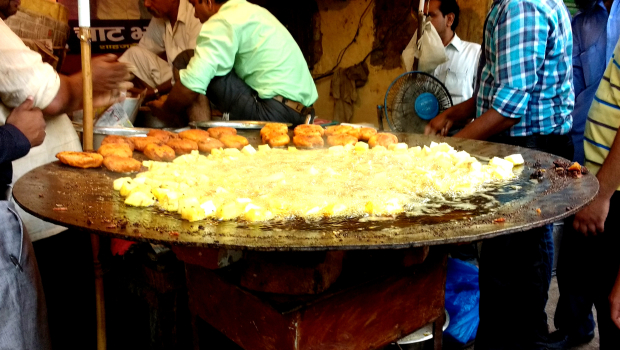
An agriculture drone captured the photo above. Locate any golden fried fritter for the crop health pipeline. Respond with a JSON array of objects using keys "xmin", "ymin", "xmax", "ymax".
[
  {"xmin": 219, "ymin": 134, "xmax": 249, "ymax": 149},
  {"xmin": 368, "ymin": 133, "xmax": 398, "ymax": 148},
  {"xmin": 130, "ymin": 136, "xmax": 164, "ymax": 152},
  {"xmin": 207, "ymin": 127, "xmax": 237, "ymax": 139},
  {"xmin": 179, "ymin": 129, "xmax": 211, "ymax": 143},
  {"xmin": 166, "ymin": 138, "xmax": 198, "ymax": 155},
  {"xmin": 97, "ymin": 143, "xmax": 133, "ymax": 158},
  {"xmin": 56, "ymin": 151, "xmax": 103, "ymax": 169},
  {"xmin": 144, "ymin": 143, "xmax": 176, "ymax": 162},
  {"xmin": 103, "ymin": 156, "xmax": 142, "ymax": 173},
  {"xmin": 197, "ymin": 137, "xmax": 224, "ymax": 153},
  {"xmin": 101, "ymin": 135, "xmax": 135, "ymax": 151},
  {"xmin": 293, "ymin": 134, "xmax": 324, "ymax": 148}
]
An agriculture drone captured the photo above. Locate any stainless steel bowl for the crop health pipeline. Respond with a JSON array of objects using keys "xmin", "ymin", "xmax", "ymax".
[{"xmin": 72, "ymin": 124, "xmax": 150, "ymax": 149}]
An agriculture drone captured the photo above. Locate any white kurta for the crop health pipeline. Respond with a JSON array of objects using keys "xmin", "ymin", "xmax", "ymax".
[
  {"xmin": 119, "ymin": 0, "xmax": 202, "ymax": 87},
  {"xmin": 0, "ymin": 19, "xmax": 82, "ymax": 242}
]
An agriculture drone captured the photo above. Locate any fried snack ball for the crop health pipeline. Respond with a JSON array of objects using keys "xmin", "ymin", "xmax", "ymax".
[
  {"xmin": 293, "ymin": 134, "xmax": 324, "ymax": 148},
  {"xmin": 147, "ymin": 129, "xmax": 177, "ymax": 143},
  {"xmin": 359, "ymin": 127, "xmax": 378, "ymax": 141},
  {"xmin": 220, "ymin": 134, "xmax": 250, "ymax": 149},
  {"xmin": 346, "ymin": 128, "xmax": 361, "ymax": 139},
  {"xmin": 267, "ymin": 133, "xmax": 290, "ymax": 147},
  {"xmin": 56, "ymin": 151, "xmax": 103, "ymax": 169},
  {"xmin": 327, "ymin": 134, "xmax": 358, "ymax": 147},
  {"xmin": 103, "ymin": 155, "xmax": 142, "ymax": 173},
  {"xmin": 166, "ymin": 138, "xmax": 198, "ymax": 155},
  {"xmin": 294, "ymin": 124, "xmax": 324, "ymax": 137},
  {"xmin": 130, "ymin": 136, "xmax": 164, "ymax": 152},
  {"xmin": 207, "ymin": 127, "xmax": 237, "ymax": 139},
  {"xmin": 101, "ymin": 135, "xmax": 135, "ymax": 151},
  {"xmin": 260, "ymin": 123, "xmax": 288, "ymax": 137},
  {"xmin": 144, "ymin": 143, "xmax": 176, "ymax": 162},
  {"xmin": 97, "ymin": 143, "xmax": 133, "ymax": 158},
  {"xmin": 197, "ymin": 137, "xmax": 224, "ymax": 153},
  {"xmin": 368, "ymin": 133, "xmax": 398, "ymax": 148},
  {"xmin": 179, "ymin": 129, "xmax": 211, "ymax": 143},
  {"xmin": 261, "ymin": 131, "xmax": 284, "ymax": 144},
  {"xmin": 324, "ymin": 125, "xmax": 353, "ymax": 136}
]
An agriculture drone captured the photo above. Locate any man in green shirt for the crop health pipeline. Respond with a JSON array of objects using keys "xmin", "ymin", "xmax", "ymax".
[{"xmin": 151, "ymin": 0, "xmax": 318, "ymax": 126}]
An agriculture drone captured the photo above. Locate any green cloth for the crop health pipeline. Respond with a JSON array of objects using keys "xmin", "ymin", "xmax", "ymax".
[{"xmin": 180, "ymin": 0, "xmax": 318, "ymax": 107}]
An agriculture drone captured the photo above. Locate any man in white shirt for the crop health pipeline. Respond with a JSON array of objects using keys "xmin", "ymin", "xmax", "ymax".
[
  {"xmin": 403, "ymin": 0, "xmax": 481, "ymax": 105},
  {"xmin": 120, "ymin": 0, "xmax": 201, "ymax": 102}
]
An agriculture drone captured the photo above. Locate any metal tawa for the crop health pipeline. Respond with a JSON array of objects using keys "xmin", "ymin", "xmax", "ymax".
[
  {"xmin": 13, "ymin": 133, "xmax": 598, "ymax": 251},
  {"xmin": 189, "ymin": 120, "xmax": 292, "ymax": 130}
]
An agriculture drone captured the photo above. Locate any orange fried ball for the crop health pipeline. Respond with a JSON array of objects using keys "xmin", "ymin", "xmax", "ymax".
[
  {"xmin": 197, "ymin": 137, "xmax": 224, "ymax": 153},
  {"xmin": 101, "ymin": 135, "xmax": 134, "ymax": 151},
  {"xmin": 143, "ymin": 143, "xmax": 176, "ymax": 162},
  {"xmin": 102, "ymin": 155, "xmax": 142, "ymax": 173},
  {"xmin": 166, "ymin": 138, "xmax": 198, "ymax": 155},
  {"xmin": 97, "ymin": 143, "xmax": 133, "ymax": 158},
  {"xmin": 147, "ymin": 129, "xmax": 177, "ymax": 143},
  {"xmin": 294, "ymin": 124, "xmax": 324, "ymax": 137},
  {"xmin": 260, "ymin": 123, "xmax": 288, "ymax": 137},
  {"xmin": 267, "ymin": 133, "xmax": 290, "ymax": 147},
  {"xmin": 207, "ymin": 127, "xmax": 237, "ymax": 139},
  {"xmin": 346, "ymin": 128, "xmax": 361, "ymax": 139},
  {"xmin": 179, "ymin": 129, "xmax": 211, "ymax": 143},
  {"xmin": 220, "ymin": 134, "xmax": 249, "ymax": 149},
  {"xmin": 56, "ymin": 151, "xmax": 103, "ymax": 169},
  {"xmin": 327, "ymin": 134, "xmax": 358, "ymax": 147},
  {"xmin": 293, "ymin": 134, "xmax": 324, "ymax": 148},
  {"xmin": 368, "ymin": 133, "xmax": 398, "ymax": 148},
  {"xmin": 324, "ymin": 125, "xmax": 353, "ymax": 136},
  {"xmin": 359, "ymin": 127, "xmax": 378, "ymax": 141},
  {"xmin": 130, "ymin": 136, "xmax": 164, "ymax": 152}
]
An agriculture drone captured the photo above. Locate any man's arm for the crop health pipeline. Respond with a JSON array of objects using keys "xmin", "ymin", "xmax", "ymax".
[
  {"xmin": 0, "ymin": 97, "xmax": 46, "ymax": 164},
  {"xmin": 148, "ymin": 79, "xmax": 199, "ymax": 126},
  {"xmin": 425, "ymin": 97, "xmax": 477, "ymax": 136},
  {"xmin": 43, "ymin": 55, "xmax": 131, "ymax": 115},
  {"xmin": 611, "ymin": 267, "xmax": 620, "ymax": 329},
  {"xmin": 454, "ymin": 107, "xmax": 519, "ymax": 139}
]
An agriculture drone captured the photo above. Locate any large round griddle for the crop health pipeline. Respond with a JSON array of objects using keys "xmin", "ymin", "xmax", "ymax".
[{"xmin": 13, "ymin": 133, "xmax": 598, "ymax": 251}]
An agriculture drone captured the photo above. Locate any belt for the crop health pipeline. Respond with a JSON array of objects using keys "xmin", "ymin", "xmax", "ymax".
[{"xmin": 273, "ymin": 95, "xmax": 313, "ymax": 116}]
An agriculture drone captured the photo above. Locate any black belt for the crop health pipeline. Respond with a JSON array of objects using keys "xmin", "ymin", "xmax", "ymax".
[{"xmin": 1, "ymin": 186, "xmax": 10, "ymax": 201}]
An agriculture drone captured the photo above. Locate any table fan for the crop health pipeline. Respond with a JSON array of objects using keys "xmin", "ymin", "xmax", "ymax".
[{"xmin": 380, "ymin": 71, "xmax": 453, "ymax": 134}]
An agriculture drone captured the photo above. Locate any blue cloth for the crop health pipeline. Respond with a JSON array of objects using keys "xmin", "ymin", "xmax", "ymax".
[
  {"xmin": 476, "ymin": 0, "xmax": 574, "ymax": 137},
  {"xmin": 569, "ymin": 0, "xmax": 620, "ymax": 164},
  {"xmin": 0, "ymin": 124, "xmax": 31, "ymax": 187}
]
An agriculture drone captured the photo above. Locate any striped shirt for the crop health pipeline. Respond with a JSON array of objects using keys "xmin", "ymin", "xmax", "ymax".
[
  {"xmin": 476, "ymin": 0, "xmax": 574, "ymax": 136},
  {"xmin": 584, "ymin": 39, "xmax": 620, "ymax": 189}
]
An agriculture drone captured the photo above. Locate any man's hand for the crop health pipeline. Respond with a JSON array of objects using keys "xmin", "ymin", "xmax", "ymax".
[
  {"xmin": 610, "ymin": 269, "xmax": 620, "ymax": 329},
  {"xmin": 573, "ymin": 195, "xmax": 610, "ymax": 236},
  {"xmin": 6, "ymin": 96, "xmax": 46, "ymax": 147},
  {"xmin": 92, "ymin": 81, "xmax": 134, "ymax": 108},
  {"xmin": 425, "ymin": 107, "xmax": 456, "ymax": 136},
  {"xmin": 91, "ymin": 54, "xmax": 132, "ymax": 92}
]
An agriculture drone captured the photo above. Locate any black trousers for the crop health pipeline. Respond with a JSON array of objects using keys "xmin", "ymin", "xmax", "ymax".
[
  {"xmin": 555, "ymin": 192, "xmax": 620, "ymax": 349},
  {"xmin": 475, "ymin": 134, "xmax": 573, "ymax": 350}
]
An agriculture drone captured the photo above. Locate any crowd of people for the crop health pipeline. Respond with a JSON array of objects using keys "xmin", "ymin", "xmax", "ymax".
[{"xmin": 2, "ymin": 0, "xmax": 620, "ymax": 349}]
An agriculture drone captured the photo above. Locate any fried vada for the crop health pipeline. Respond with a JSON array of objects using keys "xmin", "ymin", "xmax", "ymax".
[
  {"xmin": 101, "ymin": 135, "xmax": 134, "ymax": 151},
  {"xmin": 97, "ymin": 143, "xmax": 133, "ymax": 158},
  {"xmin": 359, "ymin": 127, "xmax": 378, "ymax": 141},
  {"xmin": 197, "ymin": 137, "xmax": 224, "ymax": 153},
  {"xmin": 179, "ymin": 129, "xmax": 211, "ymax": 143},
  {"xmin": 144, "ymin": 143, "xmax": 176, "ymax": 162},
  {"xmin": 56, "ymin": 151, "xmax": 103, "ymax": 169},
  {"xmin": 327, "ymin": 134, "xmax": 358, "ymax": 147},
  {"xmin": 103, "ymin": 155, "xmax": 142, "ymax": 173},
  {"xmin": 260, "ymin": 123, "xmax": 288, "ymax": 137},
  {"xmin": 147, "ymin": 129, "xmax": 177, "ymax": 143},
  {"xmin": 130, "ymin": 136, "xmax": 164, "ymax": 152},
  {"xmin": 368, "ymin": 133, "xmax": 398, "ymax": 148},
  {"xmin": 207, "ymin": 127, "xmax": 237, "ymax": 139},
  {"xmin": 294, "ymin": 124, "xmax": 324, "ymax": 137},
  {"xmin": 324, "ymin": 125, "xmax": 353, "ymax": 136},
  {"xmin": 267, "ymin": 133, "xmax": 290, "ymax": 147},
  {"xmin": 293, "ymin": 134, "xmax": 324, "ymax": 148},
  {"xmin": 220, "ymin": 134, "xmax": 249, "ymax": 149},
  {"xmin": 166, "ymin": 138, "xmax": 198, "ymax": 155}
]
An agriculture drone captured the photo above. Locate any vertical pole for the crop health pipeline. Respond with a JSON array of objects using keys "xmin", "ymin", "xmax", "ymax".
[
  {"xmin": 79, "ymin": 26, "xmax": 106, "ymax": 350},
  {"xmin": 412, "ymin": 0, "xmax": 426, "ymax": 71}
]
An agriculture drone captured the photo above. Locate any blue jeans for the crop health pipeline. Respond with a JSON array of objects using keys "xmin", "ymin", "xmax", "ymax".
[
  {"xmin": 554, "ymin": 192, "xmax": 620, "ymax": 349},
  {"xmin": 476, "ymin": 225, "xmax": 554, "ymax": 350}
]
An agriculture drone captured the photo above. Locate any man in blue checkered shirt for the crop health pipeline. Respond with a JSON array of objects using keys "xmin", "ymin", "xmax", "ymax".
[{"xmin": 426, "ymin": 0, "xmax": 574, "ymax": 349}]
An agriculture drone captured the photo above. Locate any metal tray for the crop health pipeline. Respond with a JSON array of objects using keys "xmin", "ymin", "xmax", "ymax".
[
  {"xmin": 72, "ymin": 123, "xmax": 151, "ymax": 136},
  {"xmin": 189, "ymin": 120, "xmax": 293, "ymax": 130}
]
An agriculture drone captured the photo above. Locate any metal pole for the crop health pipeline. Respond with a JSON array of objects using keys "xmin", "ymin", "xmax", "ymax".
[{"xmin": 79, "ymin": 26, "xmax": 107, "ymax": 350}]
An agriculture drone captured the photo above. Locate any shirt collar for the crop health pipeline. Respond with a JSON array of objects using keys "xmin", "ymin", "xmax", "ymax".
[
  {"xmin": 176, "ymin": 0, "xmax": 192, "ymax": 25},
  {"xmin": 447, "ymin": 33, "xmax": 463, "ymax": 52}
]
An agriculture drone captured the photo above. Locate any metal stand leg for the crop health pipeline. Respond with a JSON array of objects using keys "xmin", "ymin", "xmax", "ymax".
[{"xmin": 433, "ymin": 312, "xmax": 446, "ymax": 350}]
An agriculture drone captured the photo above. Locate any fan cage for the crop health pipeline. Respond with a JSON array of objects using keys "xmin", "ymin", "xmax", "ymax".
[{"xmin": 384, "ymin": 71, "xmax": 453, "ymax": 133}]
